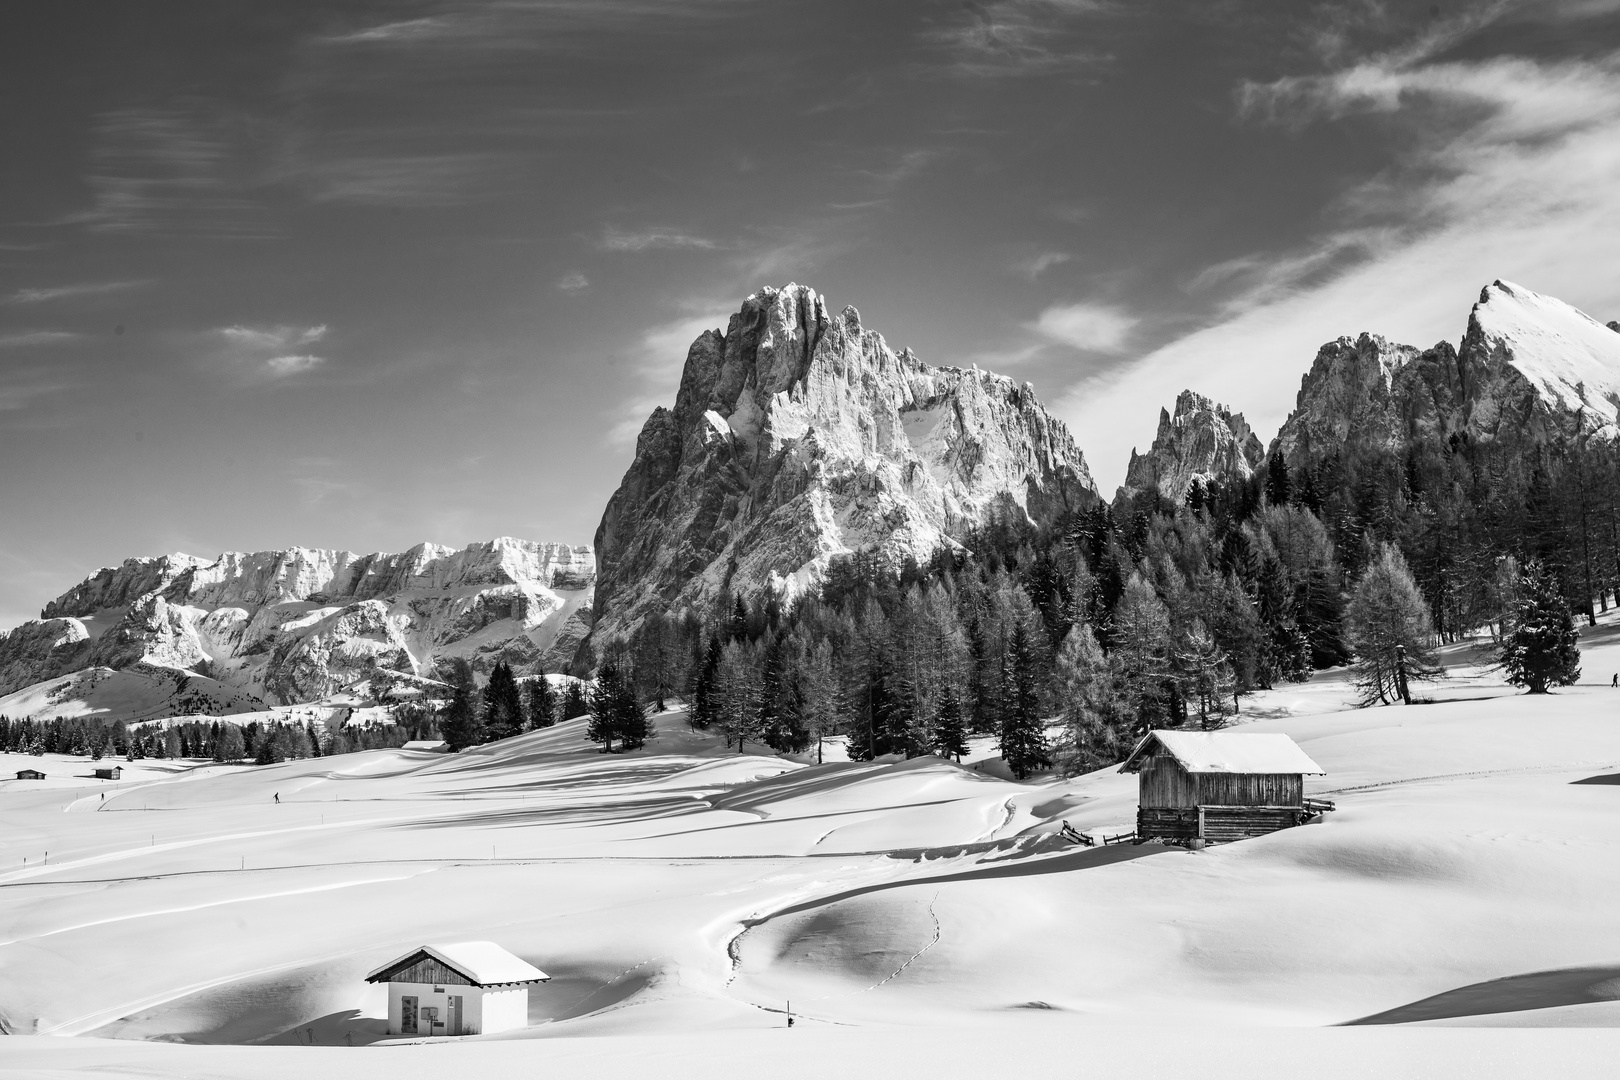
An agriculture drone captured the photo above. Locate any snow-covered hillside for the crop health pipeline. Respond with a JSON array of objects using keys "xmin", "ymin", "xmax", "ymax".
[
  {"xmin": 0, "ymin": 538, "xmax": 594, "ymax": 720},
  {"xmin": 3, "ymin": 621, "xmax": 1619, "ymax": 1078}
]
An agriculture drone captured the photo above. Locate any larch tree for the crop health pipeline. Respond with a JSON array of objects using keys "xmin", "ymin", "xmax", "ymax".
[
  {"xmin": 1053, "ymin": 621, "xmax": 1124, "ymax": 774},
  {"xmin": 1111, "ymin": 573, "xmax": 1175, "ymax": 733},
  {"xmin": 1344, "ymin": 543, "xmax": 1443, "ymax": 706}
]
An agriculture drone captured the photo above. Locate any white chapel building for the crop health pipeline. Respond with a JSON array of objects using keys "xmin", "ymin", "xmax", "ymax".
[{"xmin": 365, "ymin": 941, "xmax": 550, "ymax": 1036}]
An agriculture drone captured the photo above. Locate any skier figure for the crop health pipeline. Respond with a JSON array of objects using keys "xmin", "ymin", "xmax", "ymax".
[
  {"xmin": 274, "ymin": 792, "xmax": 280, "ymax": 804},
  {"xmin": 1612, "ymin": 674, "xmax": 1617, "ymax": 688}
]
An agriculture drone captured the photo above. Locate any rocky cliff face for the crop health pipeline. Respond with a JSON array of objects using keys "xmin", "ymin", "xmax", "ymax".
[
  {"xmin": 0, "ymin": 538, "xmax": 594, "ymax": 709},
  {"xmin": 1118, "ymin": 390, "xmax": 1264, "ymax": 503},
  {"xmin": 587, "ymin": 283, "xmax": 1097, "ymax": 660},
  {"xmin": 1270, "ymin": 281, "xmax": 1620, "ymax": 469}
]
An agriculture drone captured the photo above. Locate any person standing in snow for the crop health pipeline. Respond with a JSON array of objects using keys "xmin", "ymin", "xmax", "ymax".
[{"xmin": 274, "ymin": 792, "xmax": 279, "ymax": 803}]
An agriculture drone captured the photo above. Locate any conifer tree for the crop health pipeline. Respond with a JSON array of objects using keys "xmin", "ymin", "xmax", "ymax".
[
  {"xmin": 586, "ymin": 663, "xmax": 628, "ymax": 752},
  {"xmin": 217, "ymin": 723, "xmax": 245, "ymax": 761},
  {"xmin": 441, "ymin": 684, "xmax": 482, "ymax": 751},
  {"xmin": 1499, "ymin": 561, "xmax": 1581, "ymax": 693},
  {"xmin": 1345, "ymin": 543, "xmax": 1443, "ymax": 705},
  {"xmin": 932, "ymin": 687, "xmax": 969, "ymax": 762},
  {"xmin": 562, "ymin": 680, "xmax": 589, "ymax": 720},
  {"xmin": 528, "ymin": 675, "xmax": 558, "ymax": 729},
  {"xmin": 689, "ymin": 634, "xmax": 723, "ymax": 730},
  {"xmin": 481, "ymin": 661, "xmax": 523, "ymax": 741},
  {"xmin": 1266, "ymin": 449, "xmax": 1291, "ymax": 506},
  {"xmin": 998, "ymin": 622, "xmax": 1050, "ymax": 779}
]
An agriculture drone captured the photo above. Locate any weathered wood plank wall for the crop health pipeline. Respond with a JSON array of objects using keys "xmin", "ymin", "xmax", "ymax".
[{"xmin": 1195, "ymin": 773, "xmax": 1302, "ymax": 807}]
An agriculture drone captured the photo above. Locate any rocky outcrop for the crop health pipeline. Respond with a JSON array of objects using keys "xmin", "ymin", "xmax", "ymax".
[
  {"xmin": 1270, "ymin": 281, "xmax": 1620, "ymax": 470},
  {"xmin": 1118, "ymin": 390, "xmax": 1264, "ymax": 503},
  {"xmin": 1271, "ymin": 333, "xmax": 1431, "ymax": 469},
  {"xmin": 587, "ymin": 283, "xmax": 1097, "ymax": 662},
  {"xmin": 0, "ymin": 538, "xmax": 594, "ymax": 708}
]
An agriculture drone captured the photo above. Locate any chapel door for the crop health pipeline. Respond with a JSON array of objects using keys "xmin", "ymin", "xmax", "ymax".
[
  {"xmin": 448, "ymin": 994, "xmax": 464, "ymax": 1036},
  {"xmin": 400, "ymin": 995, "xmax": 418, "ymax": 1035}
]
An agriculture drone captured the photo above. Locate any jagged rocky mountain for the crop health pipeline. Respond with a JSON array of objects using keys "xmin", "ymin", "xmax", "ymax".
[
  {"xmin": 1118, "ymin": 390, "xmax": 1264, "ymax": 503},
  {"xmin": 0, "ymin": 539, "xmax": 593, "ymax": 718},
  {"xmin": 1272, "ymin": 280, "xmax": 1620, "ymax": 470},
  {"xmin": 585, "ymin": 283, "xmax": 1098, "ymax": 661}
]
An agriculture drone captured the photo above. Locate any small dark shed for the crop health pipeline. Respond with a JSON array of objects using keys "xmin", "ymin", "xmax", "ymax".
[
  {"xmin": 15, "ymin": 768, "xmax": 46, "ymax": 781},
  {"xmin": 94, "ymin": 766, "xmax": 122, "ymax": 780},
  {"xmin": 1119, "ymin": 730, "xmax": 1329, "ymax": 844}
]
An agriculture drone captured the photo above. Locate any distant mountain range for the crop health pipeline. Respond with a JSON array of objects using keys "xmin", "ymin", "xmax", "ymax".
[
  {"xmin": 1118, "ymin": 280, "xmax": 1620, "ymax": 503},
  {"xmin": 3, "ymin": 278, "xmax": 1615, "ymax": 722}
]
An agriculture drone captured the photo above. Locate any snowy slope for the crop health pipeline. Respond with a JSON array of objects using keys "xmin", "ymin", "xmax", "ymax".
[
  {"xmin": 0, "ymin": 665, "xmax": 264, "ymax": 725},
  {"xmin": 3, "ymin": 618, "xmax": 1620, "ymax": 1080}
]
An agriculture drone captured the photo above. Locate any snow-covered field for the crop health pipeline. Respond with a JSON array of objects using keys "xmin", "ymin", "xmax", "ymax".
[{"xmin": 3, "ymin": 624, "xmax": 1620, "ymax": 1077}]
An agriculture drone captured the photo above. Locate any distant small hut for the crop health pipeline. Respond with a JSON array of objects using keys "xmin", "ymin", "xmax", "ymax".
[
  {"xmin": 1119, "ymin": 730, "xmax": 1332, "ymax": 844},
  {"xmin": 365, "ymin": 941, "xmax": 549, "ymax": 1037},
  {"xmin": 94, "ymin": 766, "xmax": 122, "ymax": 780},
  {"xmin": 15, "ymin": 768, "xmax": 45, "ymax": 781}
]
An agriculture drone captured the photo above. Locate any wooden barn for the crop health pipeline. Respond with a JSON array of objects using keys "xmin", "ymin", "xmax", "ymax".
[
  {"xmin": 94, "ymin": 766, "xmax": 122, "ymax": 780},
  {"xmin": 1119, "ymin": 730, "xmax": 1332, "ymax": 844},
  {"xmin": 15, "ymin": 768, "xmax": 45, "ymax": 781},
  {"xmin": 365, "ymin": 941, "xmax": 549, "ymax": 1037}
]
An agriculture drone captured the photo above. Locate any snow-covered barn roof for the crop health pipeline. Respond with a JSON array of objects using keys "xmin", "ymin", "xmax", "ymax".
[
  {"xmin": 1118, "ymin": 731, "xmax": 1325, "ymax": 776},
  {"xmin": 364, "ymin": 941, "xmax": 549, "ymax": 987}
]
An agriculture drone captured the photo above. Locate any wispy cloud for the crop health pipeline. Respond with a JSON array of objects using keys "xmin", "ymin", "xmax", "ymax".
[
  {"xmin": 1057, "ymin": 13, "xmax": 1620, "ymax": 488},
  {"xmin": 72, "ymin": 103, "xmax": 272, "ymax": 238},
  {"xmin": 1035, "ymin": 300, "xmax": 1138, "ymax": 352},
  {"xmin": 217, "ymin": 324, "xmax": 329, "ymax": 380},
  {"xmin": 292, "ymin": 152, "xmax": 511, "ymax": 207},
  {"xmin": 1012, "ymin": 251, "xmax": 1072, "ymax": 280},
  {"xmin": 6, "ymin": 280, "xmax": 144, "ymax": 304},
  {"xmin": 557, "ymin": 271, "xmax": 590, "ymax": 294},
  {"xmin": 922, "ymin": 0, "xmax": 1114, "ymax": 78},
  {"xmin": 0, "ymin": 331, "xmax": 81, "ymax": 348},
  {"xmin": 0, "ymin": 369, "xmax": 76, "ymax": 412},
  {"xmin": 598, "ymin": 226, "xmax": 718, "ymax": 253}
]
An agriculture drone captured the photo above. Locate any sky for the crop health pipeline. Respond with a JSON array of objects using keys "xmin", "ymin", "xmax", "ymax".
[{"xmin": 3, "ymin": 0, "xmax": 1619, "ymax": 630}]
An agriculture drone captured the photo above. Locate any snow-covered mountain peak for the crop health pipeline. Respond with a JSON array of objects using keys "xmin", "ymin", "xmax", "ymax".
[
  {"xmin": 586, "ymin": 283, "xmax": 1098, "ymax": 664},
  {"xmin": 1464, "ymin": 279, "xmax": 1620, "ymax": 433}
]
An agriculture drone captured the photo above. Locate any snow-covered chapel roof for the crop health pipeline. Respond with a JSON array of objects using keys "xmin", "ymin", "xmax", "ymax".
[{"xmin": 1118, "ymin": 731, "xmax": 1326, "ymax": 776}]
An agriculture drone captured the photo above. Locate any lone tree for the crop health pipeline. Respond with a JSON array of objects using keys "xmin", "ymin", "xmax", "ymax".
[
  {"xmin": 1345, "ymin": 543, "xmax": 1443, "ymax": 706},
  {"xmin": 1499, "ymin": 561, "xmax": 1581, "ymax": 693}
]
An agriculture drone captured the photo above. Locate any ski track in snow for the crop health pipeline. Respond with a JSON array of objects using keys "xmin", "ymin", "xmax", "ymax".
[{"xmin": 0, "ymin": 868, "xmax": 435, "ymax": 948}]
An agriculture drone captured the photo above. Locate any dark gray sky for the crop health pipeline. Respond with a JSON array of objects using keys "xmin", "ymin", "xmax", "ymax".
[{"xmin": 3, "ymin": 0, "xmax": 1619, "ymax": 628}]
